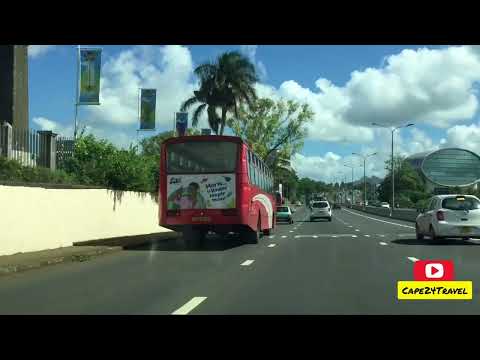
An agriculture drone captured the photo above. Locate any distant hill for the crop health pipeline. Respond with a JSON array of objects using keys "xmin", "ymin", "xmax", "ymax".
[{"xmin": 344, "ymin": 176, "xmax": 383, "ymax": 186}]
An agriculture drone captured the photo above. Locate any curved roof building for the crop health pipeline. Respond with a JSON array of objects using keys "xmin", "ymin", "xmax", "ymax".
[{"xmin": 405, "ymin": 148, "xmax": 480, "ymax": 188}]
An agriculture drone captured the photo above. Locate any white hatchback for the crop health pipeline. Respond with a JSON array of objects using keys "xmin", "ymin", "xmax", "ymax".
[
  {"xmin": 415, "ymin": 194, "xmax": 480, "ymax": 242},
  {"xmin": 310, "ymin": 201, "xmax": 332, "ymax": 222}
]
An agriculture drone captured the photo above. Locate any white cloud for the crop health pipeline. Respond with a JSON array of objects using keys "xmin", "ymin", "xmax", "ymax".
[
  {"xmin": 443, "ymin": 122, "xmax": 480, "ymax": 154},
  {"xmin": 240, "ymin": 45, "xmax": 267, "ymax": 80},
  {"xmin": 32, "ymin": 116, "xmax": 135, "ymax": 149},
  {"xmin": 255, "ymin": 45, "xmax": 480, "ymax": 146},
  {"xmin": 85, "ymin": 45, "xmax": 206, "ymax": 131},
  {"xmin": 28, "ymin": 45, "xmax": 56, "ymax": 59},
  {"xmin": 292, "ymin": 152, "xmax": 344, "ymax": 182},
  {"xmin": 256, "ymin": 78, "xmax": 374, "ymax": 143},
  {"xmin": 344, "ymin": 46, "xmax": 480, "ymax": 129},
  {"xmin": 407, "ymin": 128, "xmax": 439, "ymax": 155},
  {"xmin": 32, "ymin": 117, "xmax": 73, "ymax": 137}
]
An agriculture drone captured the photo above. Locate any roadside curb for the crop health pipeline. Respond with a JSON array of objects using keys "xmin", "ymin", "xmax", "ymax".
[
  {"xmin": 0, "ymin": 246, "xmax": 122, "ymax": 277},
  {"xmin": 73, "ymin": 231, "xmax": 181, "ymax": 248},
  {"xmin": 0, "ymin": 231, "xmax": 181, "ymax": 278}
]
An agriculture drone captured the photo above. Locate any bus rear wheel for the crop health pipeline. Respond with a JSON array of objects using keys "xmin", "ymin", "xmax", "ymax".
[
  {"xmin": 263, "ymin": 217, "xmax": 275, "ymax": 236},
  {"xmin": 242, "ymin": 218, "xmax": 261, "ymax": 244}
]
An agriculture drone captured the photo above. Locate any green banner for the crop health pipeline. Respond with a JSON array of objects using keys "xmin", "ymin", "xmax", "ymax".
[
  {"xmin": 78, "ymin": 48, "xmax": 102, "ymax": 105},
  {"xmin": 140, "ymin": 89, "xmax": 156, "ymax": 130}
]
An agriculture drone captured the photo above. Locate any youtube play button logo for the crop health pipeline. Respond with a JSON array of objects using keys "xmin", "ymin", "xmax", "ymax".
[{"xmin": 414, "ymin": 260, "xmax": 454, "ymax": 281}]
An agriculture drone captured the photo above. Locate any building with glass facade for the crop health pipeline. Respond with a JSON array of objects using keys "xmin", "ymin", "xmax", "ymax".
[{"xmin": 405, "ymin": 148, "xmax": 480, "ymax": 192}]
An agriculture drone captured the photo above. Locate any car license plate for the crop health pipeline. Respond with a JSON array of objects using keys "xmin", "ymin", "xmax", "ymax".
[
  {"xmin": 461, "ymin": 227, "xmax": 472, "ymax": 234},
  {"xmin": 192, "ymin": 216, "xmax": 211, "ymax": 222}
]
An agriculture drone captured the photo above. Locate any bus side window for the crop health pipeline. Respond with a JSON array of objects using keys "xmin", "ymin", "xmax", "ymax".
[
  {"xmin": 259, "ymin": 161, "xmax": 263, "ymax": 190},
  {"xmin": 247, "ymin": 150, "xmax": 252, "ymax": 182},
  {"xmin": 262, "ymin": 163, "xmax": 266, "ymax": 191},
  {"xmin": 255, "ymin": 156, "xmax": 260, "ymax": 188},
  {"xmin": 252, "ymin": 154, "xmax": 257, "ymax": 187}
]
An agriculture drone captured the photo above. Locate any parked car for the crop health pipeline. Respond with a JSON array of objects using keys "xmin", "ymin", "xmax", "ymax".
[
  {"xmin": 296, "ymin": 201, "xmax": 302, "ymax": 206},
  {"xmin": 380, "ymin": 202, "xmax": 390, "ymax": 208},
  {"xmin": 310, "ymin": 201, "xmax": 332, "ymax": 222},
  {"xmin": 415, "ymin": 194, "xmax": 480, "ymax": 243},
  {"xmin": 276, "ymin": 206, "xmax": 294, "ymax": 224}
]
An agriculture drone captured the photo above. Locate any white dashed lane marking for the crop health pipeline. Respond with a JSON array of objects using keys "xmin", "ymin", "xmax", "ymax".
[
  {"xmin": 364, "ymin": 235, "xmax": 370, "ymax": 237},
  {"xmin": 281, "ymin": 236, "xmax": 287, "ymax": 238},
  {"xmin": 241, "ymin": 260, "xmax": 255, "ymax": 266},
  {"xmin": 172, "ymin": 297, "xmax": 207, "ymax": 315},
  {"xmin": 355, "ymin": 229, "xmax": 360, "ymax": 232},
  {"xmin": 268, "ymin": 244, "xmax": 276, "ymax": 248},
  {"xmin": 408, "ymin": 257, "xmax": 419, "ymax": 262},
  {"xmin": 294, "ymin": 234, "xmax": 357, "ymax": 239},
  {"xmin": 379, "ymin": 242, "xmax": 388, "ymax": 246}
]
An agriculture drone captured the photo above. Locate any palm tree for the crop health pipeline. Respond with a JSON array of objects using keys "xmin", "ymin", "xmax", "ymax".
[{"xmin": 181, "ymin": 51, "xmax": 258, "ymax": 135}]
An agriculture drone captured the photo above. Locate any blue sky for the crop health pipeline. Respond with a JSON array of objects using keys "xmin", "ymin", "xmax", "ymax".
[{"xmin": 27, "ymin": 45, "xmax": 480, "ymax": 182}]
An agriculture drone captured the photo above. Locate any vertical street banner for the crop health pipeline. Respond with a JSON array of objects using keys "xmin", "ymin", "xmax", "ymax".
[
  {"xmin": 139, "ymin": 89, "xmax": 157, "ymax": 130},
  {"xmin": 78, "ymin": 48, "xmax": 102, "ymax": 105},
  {"xmin": 176, "ymin": 112, "xmax": 188, "ymax": 136}
]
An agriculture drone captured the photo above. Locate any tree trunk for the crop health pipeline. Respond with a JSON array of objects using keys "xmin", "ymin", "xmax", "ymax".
[{"xmin": 219, "ymin": 107, "xmax": 227, "ymax": 135}]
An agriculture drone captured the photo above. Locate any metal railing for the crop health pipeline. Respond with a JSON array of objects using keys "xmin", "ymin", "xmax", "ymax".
[{"xmin": 0, "ymin": 123, "xmax": 74, "ymax": 170}]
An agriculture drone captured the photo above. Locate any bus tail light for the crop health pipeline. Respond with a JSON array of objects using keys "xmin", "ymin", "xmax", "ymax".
[
  {"xmin": 167, "ymin": 210, "xmax": 179, "ymax": 217},
  {"xmin": 222, "ymin": 209, "xmax": 238, "ymax": 216},
  {"xmin": 437, "ymin": 211, "xmax": 445, "ymax": 221}
]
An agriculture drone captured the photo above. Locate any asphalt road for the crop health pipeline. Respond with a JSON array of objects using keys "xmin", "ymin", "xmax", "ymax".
[{"xmin": 1, "ymin": 206, "xmax": 480, "ymax": 314}]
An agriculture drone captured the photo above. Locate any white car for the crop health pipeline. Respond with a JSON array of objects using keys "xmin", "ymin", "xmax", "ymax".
[
  {"xmin": 380, "ymin": 202, "xmax": 390, "ymax": 208},
  {"xmin": 310, "ymin": 201, "xmax": 332, "ymax": 222},
  {"xmin": 415, "ymin": 194, "xmax": 480, "ymax": 242}
]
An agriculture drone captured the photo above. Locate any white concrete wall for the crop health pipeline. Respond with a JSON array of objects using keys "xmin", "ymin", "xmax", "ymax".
[{"xmin": 0, "ymin": 185, "xmax": 170, "ymax": 256}]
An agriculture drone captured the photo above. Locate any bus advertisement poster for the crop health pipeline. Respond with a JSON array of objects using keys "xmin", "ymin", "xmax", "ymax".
[{"xmin": 167, "ymin": 174, "xmax": 235, "ymax": 210}]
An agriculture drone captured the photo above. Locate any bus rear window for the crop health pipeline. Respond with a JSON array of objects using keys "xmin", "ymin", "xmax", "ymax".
[{"xmin": 167, "ymin": 141, "xmax": 238, "ymax": 174}]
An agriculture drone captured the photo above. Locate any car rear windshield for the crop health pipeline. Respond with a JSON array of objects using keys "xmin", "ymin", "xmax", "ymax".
[
  {"xmin": 442, "ymin": 197, "xmax": 480, "ymax": 211},
  {"xmin": 277, "ymin": 207, "xmax": 289, "ymax": 212},
  {"xmin": 167, "ymin": 141, "xmax": 238, "ymax": 174},
  {"xmin": 313, "ymin": 202, "xmax": 329, "ymax": 208}
]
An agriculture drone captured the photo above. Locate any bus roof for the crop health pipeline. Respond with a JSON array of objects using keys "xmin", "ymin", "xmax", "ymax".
[{"xmin": 163, "ymin": 135, "xmax": 244, "ymax": 146}]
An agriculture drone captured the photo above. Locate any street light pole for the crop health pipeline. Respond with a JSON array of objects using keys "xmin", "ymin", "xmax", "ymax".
[
  {"xmin": 344, "ymin": 164, "xmax": 354, "ymax": 205},
  {"xmin": 372, "ymin": 122, "xmax": 414, "ymax": 209},
  {"xmin": 352, "ymin": 152, "xmax": 377, "ymax": 207}
]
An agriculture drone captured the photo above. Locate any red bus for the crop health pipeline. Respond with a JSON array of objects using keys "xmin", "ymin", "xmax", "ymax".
[{"xmin": 158, "ymin": 135, "xmax": 276, "ymax": 247}]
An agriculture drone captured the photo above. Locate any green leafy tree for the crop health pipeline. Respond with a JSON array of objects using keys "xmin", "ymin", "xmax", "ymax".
[
  {"xmin": 378, "ymin": 155, "xmax": 429, "ymax": 207},
  {"xmin": 181, "ymin": 51, "xmax": 258, "ymax": 135},
  {"xmin": 228, "ymin": 97, "xmax": 314, "ymax": 163},
  {"xmin": 63, "ymin": 134, "xmax": 159, "ymax": 193}
]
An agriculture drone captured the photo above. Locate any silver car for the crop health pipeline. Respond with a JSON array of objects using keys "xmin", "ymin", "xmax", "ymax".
[
  {"xmin": 310, "ymin": 201, "xmax": 332, "ymax": 222},
  {"xmin": 415, "ymin": 194, "xmax": 480, "ymax": 242}
]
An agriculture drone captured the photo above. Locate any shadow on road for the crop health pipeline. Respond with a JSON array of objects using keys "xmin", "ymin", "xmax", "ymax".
[
  {"xmin": 391, "ymin": 238, "xmax": 480, "ymax": 246},
  {"xmin": 124, "ymin": 233, "xmax": 246, "ymax": 252}
]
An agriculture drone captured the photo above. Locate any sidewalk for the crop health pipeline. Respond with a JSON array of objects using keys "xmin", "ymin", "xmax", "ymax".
[{"xmin": 0, "ymin": 231, "xmax": 180, "ymax": 277}]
